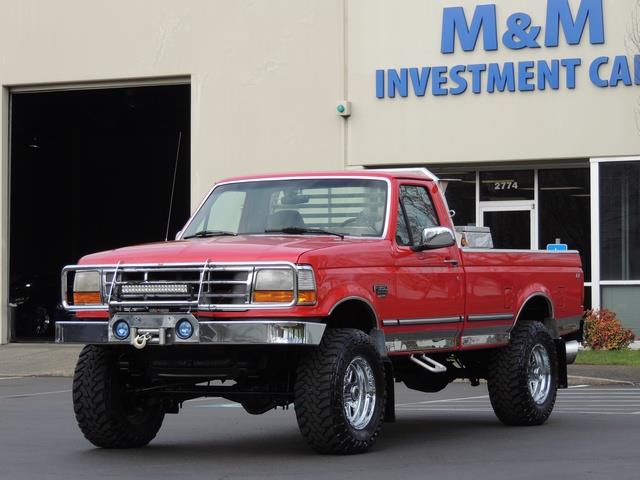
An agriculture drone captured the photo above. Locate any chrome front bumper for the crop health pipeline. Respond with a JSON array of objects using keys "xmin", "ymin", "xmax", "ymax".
[{"xmin": 55, "ymin": 315, "xmax": 326, "ymax": 347}]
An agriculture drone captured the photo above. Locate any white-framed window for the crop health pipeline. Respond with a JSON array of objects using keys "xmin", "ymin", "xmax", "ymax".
[{"xmin": 591, "ymin": 156, "xmax": 640, "ymax": 334}]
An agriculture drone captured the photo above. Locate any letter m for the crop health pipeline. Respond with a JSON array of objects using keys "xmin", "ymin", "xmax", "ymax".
[
  {"xmin": 441, "ymin": 4, "xmax": 498, "ymax": 54},
  {"xmin": 545, "ymin": 0, "xmax": 604, "ymax": 47}
]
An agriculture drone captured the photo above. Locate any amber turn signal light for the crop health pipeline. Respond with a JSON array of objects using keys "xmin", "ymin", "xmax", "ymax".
[
  {"xmin": 73, "ymin": 291, "xmax": 102, "ymax": 305},
  {"xmin": 253, "ymin": 290, "xmax": 295, "ymax": 303},
  {"xmin": 297, "ymin": 291, "xmax": 317, "ymax": 305}
]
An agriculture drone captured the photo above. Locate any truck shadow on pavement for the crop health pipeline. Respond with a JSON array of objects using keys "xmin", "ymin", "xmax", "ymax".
[{"xmin": 70, "ymin": 413, "xmax": 559, "ymax": 462}]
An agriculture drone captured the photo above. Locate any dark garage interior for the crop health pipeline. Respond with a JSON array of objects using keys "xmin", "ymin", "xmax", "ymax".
[{"xmin": 9, "ymin": 84, "xmax": 191, "ymax": 340}]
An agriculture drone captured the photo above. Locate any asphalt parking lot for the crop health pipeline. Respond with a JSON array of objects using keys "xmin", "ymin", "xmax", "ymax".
[{"xmin": 1, "ymin": 377, "xmax": 639, "ymax": 480}]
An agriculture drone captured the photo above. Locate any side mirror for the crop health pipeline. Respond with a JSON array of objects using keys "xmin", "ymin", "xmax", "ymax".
[{"xmin": 412, "ymin": 227, "xmax": 456, "ymax": 251}]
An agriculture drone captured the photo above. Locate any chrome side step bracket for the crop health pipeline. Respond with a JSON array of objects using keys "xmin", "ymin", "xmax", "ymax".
[{"xmin": 409, "ymin": 354, "xmax": 447, "ymax": 373}]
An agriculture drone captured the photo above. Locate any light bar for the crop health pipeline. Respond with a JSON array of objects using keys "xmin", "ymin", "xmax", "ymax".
[{"xmin": 120, "ymin": 283, "xmax": 189, "ymax": 295}]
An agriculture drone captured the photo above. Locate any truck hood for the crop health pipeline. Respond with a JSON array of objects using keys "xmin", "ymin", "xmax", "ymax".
[{"xmin": 78, "ymin": 235, "xmax": 357, "ymax": 265}]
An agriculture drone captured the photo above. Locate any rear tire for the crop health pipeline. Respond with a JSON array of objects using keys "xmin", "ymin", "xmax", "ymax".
[
  {"xmin": 294, "ymin": 329, "xmax": 386, "ymax": 454},
  {"xmin": 487, "ymin": 322, "xmax": 558, "ymax": 426},
  {"xmin": 73, "ymin": 345, "xmax": 165, "ymax": 448}
]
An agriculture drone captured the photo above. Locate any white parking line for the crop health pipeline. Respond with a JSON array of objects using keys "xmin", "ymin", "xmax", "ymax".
[
  {"xmin": 558, "ymin": 401, "xmax": 640, "ymax": 404},
  {"xmin": 561, "ymin": 388, "xmax": 640, "ymax": 392},
  {"xmin": 195, "ymin": 403, "xmax": 242, "ymax": 408},
  {"xmin": 0, "ymin": 389, "xmax": 71, "ymax": 400},
  {"xmin": 0, "ymin": 377, "xmax": 25, "ymax": 381},
  {"xmin": 396, "ymin": 387, "xmax": 640, "ymax": 416},
  {"xmin": 397, "ymin": 394, "xmax": 489, "ymax": 407},
  {"xmin": 559, "ymin": 411, "xmax": 640, "ymax": 414},
  {"xmin": 559, "ymin": 390, "xmax": 640, "ymax": 396},
  {"xmin": 398, "ymin": 407, "xmax": 493, "ymax": 412}
]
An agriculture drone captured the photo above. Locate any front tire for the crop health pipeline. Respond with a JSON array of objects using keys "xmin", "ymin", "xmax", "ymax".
[
  {"xmin": 73, "ymin": 345, "xmax": 165, "ymax": 448},
  {"xmin": 294, "ymin": 329, "xmax": 386, "ymax": 454},
  {"xmin": 487, "ymin": 322, "xmax": 558, "ymax": 426}
]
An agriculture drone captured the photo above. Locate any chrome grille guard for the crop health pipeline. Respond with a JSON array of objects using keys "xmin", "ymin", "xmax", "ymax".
[{"xmin": 62, "ymin": 261, "xmax": 302, "ymax": 312}]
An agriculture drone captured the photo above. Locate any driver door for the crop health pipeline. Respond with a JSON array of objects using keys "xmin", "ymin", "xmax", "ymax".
[{"xmin": 385, "ymin": 183, "xmax": 465, "ymax": 353}]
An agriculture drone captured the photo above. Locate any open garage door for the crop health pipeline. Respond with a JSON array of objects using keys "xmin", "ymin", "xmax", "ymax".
[{"xmin": 9, "ymin": 84, "xmax": 191, "ymax": 341}]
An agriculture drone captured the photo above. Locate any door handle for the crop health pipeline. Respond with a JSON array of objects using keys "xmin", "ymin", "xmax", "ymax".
[{"xmin": 443, "ymin": 259, "xmax": 459, "ymax": 267}]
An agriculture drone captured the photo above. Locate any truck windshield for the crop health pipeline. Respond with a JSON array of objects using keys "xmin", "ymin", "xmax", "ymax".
[{"xmin": 182, "ymin": 178, "xmax": 388, "ymax": 238}]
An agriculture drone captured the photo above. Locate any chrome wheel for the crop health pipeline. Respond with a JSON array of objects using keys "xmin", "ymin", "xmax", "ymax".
[
  {"xmin": 342, "ymin": 356, "xmax": 377, "ymax": 430},
  {"xmin": 528, "ymin": 344, "xmax": 551, "ymax": 405}
]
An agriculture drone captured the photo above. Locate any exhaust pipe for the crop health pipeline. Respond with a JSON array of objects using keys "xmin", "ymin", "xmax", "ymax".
[{"xmin": 565, "ymin": 340, "xmax": 580, "ymax": 364}]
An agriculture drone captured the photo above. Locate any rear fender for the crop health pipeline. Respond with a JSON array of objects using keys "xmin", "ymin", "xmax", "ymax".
[{"xmin": 513, "ymin": 287, "xmax": 557, "ymax": 337}]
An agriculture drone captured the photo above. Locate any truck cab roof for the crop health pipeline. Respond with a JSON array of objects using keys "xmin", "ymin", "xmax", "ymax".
[{"xmin": 217, "ymin": 169, "xmax": 439, "ymax": 185}]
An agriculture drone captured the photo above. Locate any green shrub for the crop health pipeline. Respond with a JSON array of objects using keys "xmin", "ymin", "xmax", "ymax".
[{"xmin": 584, "ymin": 309, "xmax": 635, "ymax": 350}]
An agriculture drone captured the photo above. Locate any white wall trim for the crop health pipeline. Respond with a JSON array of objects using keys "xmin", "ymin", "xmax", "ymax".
[
  {"xmin": 475, "ymin": 170, "xmax": 480, "ymax": 228},
  {"xmin": 9, "ymin": 76, "xmax": 191, "ymax": 94},
  {"xmin": 590, "ymin": 156, "xmax": 640, "ymax": 163},
  {"xmin": 1, "ymin": 87, "xmax": 9, "ymax": 344},
  {"xmin": 589, "ymin": 158, "xmax": 600, "ymax": 309},
  {"xmin": 533, "ymin": 169, "xmax": 539, "ymax": 250}
]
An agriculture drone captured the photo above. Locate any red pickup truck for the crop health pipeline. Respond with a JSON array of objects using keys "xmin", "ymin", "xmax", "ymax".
[{"xmin": 56, "ymin": 170, "xmax": 584, "ymax": 454}]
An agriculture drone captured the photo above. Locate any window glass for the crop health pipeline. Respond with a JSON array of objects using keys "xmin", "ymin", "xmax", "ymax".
[
  {"xmin": 182, "ymin": 178, "xmax": 388, "ymax": 238},
  {"xmin": 396, "ymin": 200, "xmax": 411, "ymax": 246},
  {"xmin": 480, "ymin": 170, "xmax": 534, "ymax": 201},
  {"xmin": 399, "ymin": 185, "xmax": 439, "ymax": 246},
  {"xmin": 431, "ymin": 170, "xmax": 476, "ymax": 226},
  {"xmin": 539, "ymin": 168, "xmax": 591, "ymax": 281},
  {"xmin": 600, "ymin": 161, "xmax": 640, "ymax": 280},
  {"xmin": 602, "ymin": 286, "xmax": 640, "ymax": 332},
  {"xmin": 583, "ymin": 287, "xmax": 591, "ymax": 311},
  {"xmin": 204, "ymin": 190, "xmax": 246, "ymax": 232},
  {"xmin": 483, "ymin": 210, "xmax": 531, "ymax": 249}
]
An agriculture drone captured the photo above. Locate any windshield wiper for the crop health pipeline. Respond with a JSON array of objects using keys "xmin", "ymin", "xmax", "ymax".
[
  {"xmin": 183, "ymin": 230, "xmax": 238, "ymax": 239},
  {"xmin": 265, "ymin": 227, "xmax": 344, "ymax": 240}
]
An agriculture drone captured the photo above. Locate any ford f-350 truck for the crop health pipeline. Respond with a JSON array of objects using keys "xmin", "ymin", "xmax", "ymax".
[{"xmin": 56, "ymin": 169, "xmax": 583, "ymax": 454}]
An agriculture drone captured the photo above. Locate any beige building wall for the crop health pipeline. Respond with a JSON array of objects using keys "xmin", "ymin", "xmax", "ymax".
[
  {"xmin": 347, "ymin": 0, "xmax": 640, "ymax": 166},
  {"xmin": 0, "ymin": 0, "xmax": 346, "ymax": 343}
]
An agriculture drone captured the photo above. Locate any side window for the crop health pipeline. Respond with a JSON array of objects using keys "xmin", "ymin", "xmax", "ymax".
[
  {"xmin": 396, "ymin": 200, "xmax": 411, "ymax": 246},
  {"xmin": 399, "ymin": 185, "xmax": 440, "ymax": 246}
]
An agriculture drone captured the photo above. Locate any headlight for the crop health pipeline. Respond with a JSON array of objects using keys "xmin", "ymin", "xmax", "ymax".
[
  {"xmin": 252, "ymin": 267, "xmax": 316, "ymax": 305},
  {"xmin": 72, "ymin": 271, "xmax": 102, "ymax": 305},
  {"xmin": 253, "ymin": 269, "xmax": 295, "ymax": 303},
  {"xmin": 254, "ymin": 269, "xmax": 294, "ymax": 290}
]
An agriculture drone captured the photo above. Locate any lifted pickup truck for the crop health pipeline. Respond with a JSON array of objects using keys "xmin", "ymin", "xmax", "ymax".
[{"xmin": 57, "ymin": 169, "xmax": 583, "ymax": 454}]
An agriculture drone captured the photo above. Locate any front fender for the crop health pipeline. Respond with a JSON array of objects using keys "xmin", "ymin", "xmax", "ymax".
[{"xmin": 314, "ymin": 267, "xmax": 384, "ymax": 325}]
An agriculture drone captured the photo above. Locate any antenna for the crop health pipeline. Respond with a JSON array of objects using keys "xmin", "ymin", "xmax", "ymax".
[{"xmin": 165, "ymin": 131, "xmax": 182, "ymax": 241}]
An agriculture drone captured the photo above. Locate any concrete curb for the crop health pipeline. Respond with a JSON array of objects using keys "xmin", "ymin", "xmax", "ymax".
[{"xmin": 567, "ymin": 375, "xmax": 636, "ymax": 386}]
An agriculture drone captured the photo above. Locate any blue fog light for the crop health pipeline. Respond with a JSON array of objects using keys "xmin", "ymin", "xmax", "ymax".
[
  {"xmin": 176, "ymin": 319, "xmax": 193, "ymax": 339},
  {"xmin": 113, "ymin": 320, "xmax": 130, "ymax": 339}
]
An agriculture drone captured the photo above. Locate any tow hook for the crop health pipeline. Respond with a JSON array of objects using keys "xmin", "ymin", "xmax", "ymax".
[{"xmin": 133, "ymin": 332, "xmax": 152, "ymax": 350}]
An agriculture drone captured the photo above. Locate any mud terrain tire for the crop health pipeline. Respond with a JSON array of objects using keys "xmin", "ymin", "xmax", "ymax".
[
  {"xmin": 294, "ymin": 329, "xmax": 386, "ymax": 454},
  {"xmin": 73, "ymin": 345, "xmax": 164, "ymax": 448},
  {"xmin": 487, "ymin": 322, "xmax": 558, "ymax": 426}
]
